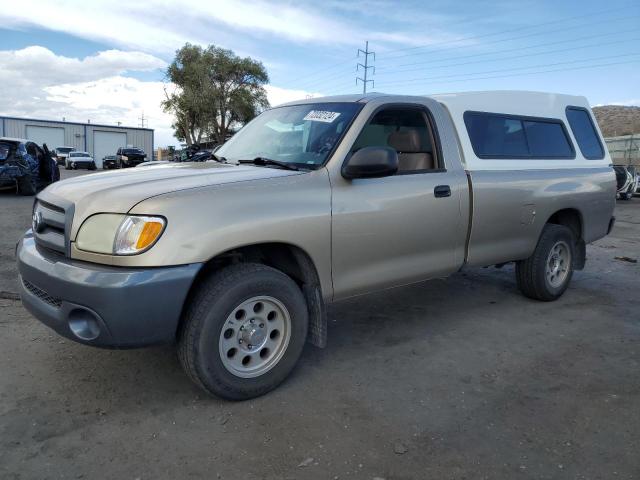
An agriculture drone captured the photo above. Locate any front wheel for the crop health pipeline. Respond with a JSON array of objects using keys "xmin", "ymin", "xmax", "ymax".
[
  {"xmin": 516, "ymin": 224, "xmax": 575, "ymax": 301},
  {"xmin": 178, "ymin": 263, "xmax": 308, "ymax": 400}
]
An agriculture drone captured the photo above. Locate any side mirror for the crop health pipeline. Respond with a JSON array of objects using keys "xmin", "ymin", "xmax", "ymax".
[{"xmin": 342, "ymin": 146, "xmax": 398, "ymax": 179}]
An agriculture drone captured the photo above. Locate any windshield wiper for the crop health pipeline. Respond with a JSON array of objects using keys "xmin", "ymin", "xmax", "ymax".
[{"xmin": 237, "ymin": 157, "xmax": 299, "ymax": 171}]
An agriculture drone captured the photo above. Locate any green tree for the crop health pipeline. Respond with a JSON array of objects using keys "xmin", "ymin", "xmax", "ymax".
[{"xmin": 162, "ymin": 44, "xmax": 269, "ymax": 146}]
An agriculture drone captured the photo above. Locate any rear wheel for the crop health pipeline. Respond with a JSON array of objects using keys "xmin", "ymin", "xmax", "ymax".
[
  {"xmin": 64, "ymin": 161, "xmax": 71, "ymax": 170},
  {"xmin": 178, "ymin": 263, "xmax": 308, "ymax": 400},
  {"xmin": 516, "ymin": 224, "xmax": 575, "ymax": 301},
  {"xmin": 17, "ymin": 174, "xmax": 37, "ymax": 196}
]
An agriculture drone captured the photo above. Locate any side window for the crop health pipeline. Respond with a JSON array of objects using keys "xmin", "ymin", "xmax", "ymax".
[
  {"xmin": 465, "ymin": 114, "xmax": 528, "ymax": 157},
  {"xmin": 523, "ymin": 121, "xmax": 573, "ymax": 158},
  {"xmin": 352, "ymin": 107, "xmax": 439, "ymax": 173},
  {"xmin": 565, "ymin": 107, "xmax": 605, "ymax": 159},
  {"xmin": 464, "ymin": 112, "xmax": 574, "ymax": 159}
]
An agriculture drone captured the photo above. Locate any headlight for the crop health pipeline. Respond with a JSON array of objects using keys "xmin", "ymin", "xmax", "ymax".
[{"xmin": 76, "ymin": 214, "xmax": 166, "ymax": 255}]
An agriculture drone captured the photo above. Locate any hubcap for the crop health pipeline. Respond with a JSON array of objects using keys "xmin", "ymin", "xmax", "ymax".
[
  {"xmin": 546, "ymin": 240, "xmax": 571, "ymax": 288},
  {"xmin": 219, "ymin": 296, "xmax": 291, "ymax": 378}
]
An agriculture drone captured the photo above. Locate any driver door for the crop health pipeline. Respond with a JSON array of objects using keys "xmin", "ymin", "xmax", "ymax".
[{"xmin": 331, "ymin": 104, "xmax": 468, "ymax": 300}]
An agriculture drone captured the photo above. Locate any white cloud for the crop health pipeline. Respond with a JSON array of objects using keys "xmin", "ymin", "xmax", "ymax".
[
  {"xmin": 0, "ymin": 46, "xmax": 166, "ymax": 85},
  {"xmin": 265, "ymin": 85, "xmax": 322, "ymax": 106},
  {"xmin": 602, "ymin": 100, "xmax": 640, "ymax": 107},
  {"xmin": 0, "ymin": 0, "xmax": 464, "ymax": 53},
  {"xmin": 0, "ymin": 46, "xmax": 318, "ymax": 147}
]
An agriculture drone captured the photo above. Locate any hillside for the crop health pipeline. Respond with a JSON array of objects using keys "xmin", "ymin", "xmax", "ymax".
[{"xmin": 592, "ymin": 105, "xmax": 640, "ymax": 137}]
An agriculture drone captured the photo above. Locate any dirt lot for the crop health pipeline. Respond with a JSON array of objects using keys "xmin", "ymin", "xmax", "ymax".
[{"xmin": 1, "ymin": 169, "xmax": 639, "ymax": 480}]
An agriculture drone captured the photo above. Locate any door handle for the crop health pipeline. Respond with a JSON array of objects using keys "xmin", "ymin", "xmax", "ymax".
[{"xmin": 434, "ymin": 185, "xmax": 451, "ymax": 198}]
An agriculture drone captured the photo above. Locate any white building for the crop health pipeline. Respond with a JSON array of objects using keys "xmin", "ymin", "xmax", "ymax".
[{"xmin": 0, "ymin": 116, "xmax": 153, "ymax": 169}]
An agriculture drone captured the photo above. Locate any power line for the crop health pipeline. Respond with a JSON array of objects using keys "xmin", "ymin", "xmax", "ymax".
[
  {"xmin": 375, "ymin": 36, "xmax": 640, "ymax": 77},
  {"xmin": 411, "ymin": 60, "xmax": 639, "ymax": 87},
  {"xmin": 356, "ymin": 41, "xmax": 376, "ymax": 94},
  {"xmin": 377, "ymin": 4, "xmax": 636, "ymax": 58},
  {"xmin": 290, "ymin": 5, "xmax": 638, "ymax": 95},
  {"xmin": 378, "ymin": 52, "xmax": 640, "ymax": 86},
  {"xmin": 324, "ymin": 59, "xmax": 639, "ymax": 94},
  {"xmin": 378, "ymin": 13, "xmax": 638, "ymax": 62},
  {"xmin": 286, "ymin": 54, "xmax": 357, "ymax": 86},
  {"xmin": 295, "ymin": 64, "xmax": 358, "ymax": 91},
  {"xmin": 376, "ymin": 29, "xmax": 638, "ymax": 71}
]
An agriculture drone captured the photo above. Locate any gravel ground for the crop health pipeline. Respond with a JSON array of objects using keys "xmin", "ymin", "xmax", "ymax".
[{"xmin": 1, "ymin": 169, "xmax": 639, "ymax": 479}]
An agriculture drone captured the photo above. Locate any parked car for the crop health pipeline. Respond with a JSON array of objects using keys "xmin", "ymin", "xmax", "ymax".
[
  {"xmin": 0, "ymin": 137, "xmax": 59, "ymax": 195},
  {"xmin": 116, "ymin": 147, "xmax": 146, "ymax": 167},
  {"xmin": 614, "ymin": 165, "xmax": 636, "ymax": 200},
  {"xmin": 189, "ymin": 150, "xmax": 213, "ymax": 162},
  {"xmin": 102, "ymin": 155, "xmax": 119, "ymax": 169},
  {"xmin": 65, "ymin": 151, "xmax": 96, "ymax": 170},
  {"xmin": 17, "ymin": 91, "xmax": 616, "ymax": 400},
  {"xmin": 174, "ymin": 144, "xmax": 203, "ymax": 162},
  {"xmin": 54, "ymin": 146, "xmax": 75, "ymax": 166}
]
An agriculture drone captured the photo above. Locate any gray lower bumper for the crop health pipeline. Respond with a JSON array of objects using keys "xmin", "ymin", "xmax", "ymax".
[{"xmin": 16, "ymin": 233, "xmax": 202, "ymax": 348}]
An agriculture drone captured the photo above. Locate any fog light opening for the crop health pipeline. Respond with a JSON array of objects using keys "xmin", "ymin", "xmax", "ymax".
[{"xmin": 68, "ymin": 308, "xmax": 101, "ymax": 341}]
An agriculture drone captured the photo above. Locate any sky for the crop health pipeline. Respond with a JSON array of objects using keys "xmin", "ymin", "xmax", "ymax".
[{"xmin": 0, "ymin": 0, "xmax": 638, "ymax": 147}]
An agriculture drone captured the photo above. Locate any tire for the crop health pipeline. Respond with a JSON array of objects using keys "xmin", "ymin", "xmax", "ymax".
[
  {"xmin": 64, "ymin": 161, "xmax": 71, "ymax": 170},
  {"xmin": 516, "ymin": 224, "xmax": 575, "ymax": 301},
  {"xmin": 89, "ymin": 162, "xmax": 96, "ymax": 171},
  {"xmin": 178, "ymin": 263, "xmax": 308, "ymax": 400},
  {"xmin": 621, "ymin": 192, "xmax": 633, "ymax": 201},
  {"xmin": 17, "ymin": 174, "xmax": 37, "ymax": 196}
]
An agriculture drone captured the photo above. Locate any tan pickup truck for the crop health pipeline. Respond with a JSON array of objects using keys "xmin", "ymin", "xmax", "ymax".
[{"xmin": 17, "ymin": 91, "xmax": 616, "ymax": 399}]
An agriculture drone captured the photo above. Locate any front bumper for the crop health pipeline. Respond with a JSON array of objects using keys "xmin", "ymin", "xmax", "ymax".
[
  {"xmin": 17, "ymin": 232, "xmax": 202, "ymax": 348},
  {"xmin": 69, "ymin": 160, "xmax": 94, "ymax": 168}
]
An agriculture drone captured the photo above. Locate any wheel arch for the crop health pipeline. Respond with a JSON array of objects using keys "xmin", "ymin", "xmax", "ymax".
[
  {"xmin": 544, "ymin": 208, "xmax": 586, "ymax": 270},
  {"xmin": 178, "ymin": 241, "xmax": 327, "ymax": 348}
]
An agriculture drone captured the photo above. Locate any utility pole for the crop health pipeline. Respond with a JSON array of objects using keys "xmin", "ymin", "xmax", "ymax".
[
  {"xmin": 356, "ymin": 41, "xmax": 375, "ymax": 94},
  {"xmin": 138, "ymin": 112, "xmax": 147, "ymax": 128}
]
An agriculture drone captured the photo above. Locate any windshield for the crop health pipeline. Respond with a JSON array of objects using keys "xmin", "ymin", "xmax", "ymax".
[
  {"xmin": 123, "ymin": 148, "xmax": 144, "ymax": 155},
  {"xmin": 57, "ymin": 147, "xmax": 74, "ymax": 153},
  {"xmin": 216, "ymin": 102, "xmax": 362, "ymax": 168},
  {"xmin": 70, "ymin": 152, "xmax": 90, "ymax": 157}
]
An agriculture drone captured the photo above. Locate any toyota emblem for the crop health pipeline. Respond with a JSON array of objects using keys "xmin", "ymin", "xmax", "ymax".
[{"xmin": 32, "ymin": 211, "xmax": 44, "ymax": 233}]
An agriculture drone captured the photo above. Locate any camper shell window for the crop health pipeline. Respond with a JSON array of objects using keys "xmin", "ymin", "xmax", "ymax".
[{"xmin": 464, "ymin": 111, "xmax": 575, "ymax": 160}]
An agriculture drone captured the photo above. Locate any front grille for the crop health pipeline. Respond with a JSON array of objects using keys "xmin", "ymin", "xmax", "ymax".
[
  {"xmin": 22, "ymin": 279, "xmax": 62, "ymax": 308},
  {"xmin": 33, "ymin": 199, "xmax": 69, "ymax": 255}
]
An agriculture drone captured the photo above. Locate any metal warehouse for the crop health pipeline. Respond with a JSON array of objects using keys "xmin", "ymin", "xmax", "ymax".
[{"xmin": 0, "ymin": 116, "xmax": 153, "ymax": 168}]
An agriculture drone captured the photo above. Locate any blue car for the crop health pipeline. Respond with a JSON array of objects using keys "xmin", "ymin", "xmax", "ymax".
[{"xmin": 0, "ymin": 138, "xmax": 60, "ymax": 195}]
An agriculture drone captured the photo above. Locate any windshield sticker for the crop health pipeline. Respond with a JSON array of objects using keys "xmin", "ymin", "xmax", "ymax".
[{"xmin": 303, "ymin": 110, "xmax": 341, "ymax": 123}]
